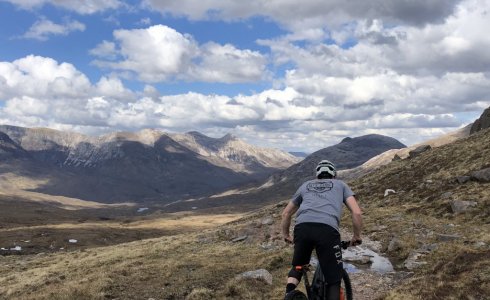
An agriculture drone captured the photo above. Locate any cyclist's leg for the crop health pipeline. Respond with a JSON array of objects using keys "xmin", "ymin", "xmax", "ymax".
[
  {"xmin": 287, "ymin": 223, "xmax": 315, "ymax": 287},
  {"xmin": 314, "ymin": 225, "xmax": 342, "ymax": 300}
]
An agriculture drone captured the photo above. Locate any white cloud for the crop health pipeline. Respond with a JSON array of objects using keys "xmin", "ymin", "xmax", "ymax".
[
  {"xmin": 2, "ymin": 1, "xmax": 490, "ymax": 152},
  {"xmin": 21, "ymin": 17, "xmax": 85, "ymax": 41},
  {"xmin": 0, "ymin": 55, "xmax": 91, "ymax": 99},
  {"xmin": 89, "ymin": 41, "xmax": 117, "ymax": 60},
  {"xmin": 91, "ymin": 25, "xmax": 268, "ymax": 83},
  {"xmin": 3, "ymin": 0, "xmax": 122, "ymax": 14}
]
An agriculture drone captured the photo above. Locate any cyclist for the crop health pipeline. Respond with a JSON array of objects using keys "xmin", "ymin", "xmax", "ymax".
[{"xmin": 281, "ymin": 160, "xmax": 363, "ymax": 300}]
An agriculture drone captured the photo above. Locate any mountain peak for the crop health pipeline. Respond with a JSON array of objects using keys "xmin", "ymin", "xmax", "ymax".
[{"xmin": 220, "ymin": 133, "xmax": 237, "ymax": 142}]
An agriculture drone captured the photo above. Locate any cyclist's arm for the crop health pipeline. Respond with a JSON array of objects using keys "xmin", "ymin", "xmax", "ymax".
[
  {"xmin": 281, "ymin": 202, "xmax": 299, "ymax": 243},
  {"xmin": 345, "ymin": 195, "xmax": 363, "ymax": 242}
]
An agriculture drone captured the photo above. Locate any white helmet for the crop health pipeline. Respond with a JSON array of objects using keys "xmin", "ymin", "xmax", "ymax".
[{"xmin": 315, "ymin": 160, "xmax": 336, "ymax": 178}]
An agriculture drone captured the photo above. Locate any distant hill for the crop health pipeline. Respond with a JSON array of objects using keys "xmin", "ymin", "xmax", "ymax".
[
  {"xmin": 288, "ymin": 151, "xmax": 308, "ymax": 158},
  {"xmin": 339, "ymin": 124, "xmax": 472, "ymax": 180},
  {"xmin": 0, "ymin": 125, "xmax": 299, "ymax": 203},
  {"xmin": 261, "ymin": 134, "xmax": 406, "ymax": 190},
  {"xmin": 161, "ymin": 134, "xmax": 406, "ymax": 211}
]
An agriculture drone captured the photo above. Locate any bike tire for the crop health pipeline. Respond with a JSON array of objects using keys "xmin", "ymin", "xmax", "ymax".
[
  {"xmin": 284, "ymin": 290, "xmax": 308, "ymax": 300},
  {"xmin": 310, "ymin": 267, "xmax": 353, "ymax": 300},
  {"xmin": 341, "ymin": 269, "xmax": 353, "ymax": 300}
]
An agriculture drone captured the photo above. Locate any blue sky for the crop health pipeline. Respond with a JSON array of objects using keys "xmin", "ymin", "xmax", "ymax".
[{"xmin": 0, "ymin": 0, "xmax": 489, "ymax": 152}]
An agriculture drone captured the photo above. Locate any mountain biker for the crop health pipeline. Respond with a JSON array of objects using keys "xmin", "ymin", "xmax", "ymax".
[{"xmin": 281, "ymin": 160, "xmax": 363, "ymax": 300}]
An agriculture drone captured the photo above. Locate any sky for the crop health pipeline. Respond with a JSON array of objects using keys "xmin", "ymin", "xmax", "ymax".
[{"xmin": 1, "ymin": 0, "xmax": 489, "ymax": 153}]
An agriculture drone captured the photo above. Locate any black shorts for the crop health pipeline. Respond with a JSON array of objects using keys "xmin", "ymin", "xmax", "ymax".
[{"xmin": 292, "ymin": 222, "xmax": 342, "ymax": 284}]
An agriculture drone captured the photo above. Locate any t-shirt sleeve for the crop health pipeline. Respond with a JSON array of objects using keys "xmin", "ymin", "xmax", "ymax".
[
  {"xmin": 342, "ymin": 182, "xmax": 355, "ymax": 203},
  {"xmin": 291, "ymin": 184, "xmax": 304, "ymax": 206}
]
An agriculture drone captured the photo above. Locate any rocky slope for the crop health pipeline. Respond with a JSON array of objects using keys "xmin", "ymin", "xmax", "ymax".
[
  {"xmin": 470, "ymin": 106, "xmax": 490, "ymax": 134},
  {"xmin": 0, "ymin": 125, "xmax": 299, "ymax": 203}
]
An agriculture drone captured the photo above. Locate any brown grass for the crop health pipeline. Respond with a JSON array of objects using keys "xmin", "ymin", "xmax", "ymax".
[
  {"xmin": 1, "ymin": 129, "xmax": 489, "ymax": 300},
  {"xmin": 347, "ymin": 128, "xmax": 490, "ymax": 298}
]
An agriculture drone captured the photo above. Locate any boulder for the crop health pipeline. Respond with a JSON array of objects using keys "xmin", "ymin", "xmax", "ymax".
[
  {"xmin": 236, "ymin": 269, "xmax": 273, "ymax": 285},
  {"xmin": 450, "ymin": 200, "xmax": 477, "ymax": 214},
  {"xmin": 470, "ymin": 167, "xmax": 490, "ymax": 182},
  {"xmin": 392, "ymin": 154, "xmax": 402, "ymax": 161},
  {"xmin": 470, "ymin": 106, "xmax": 490, "ymax": 134},
  {"xmin": 408, "ymin": 145, "xmax": 431, "ymax": 159}
]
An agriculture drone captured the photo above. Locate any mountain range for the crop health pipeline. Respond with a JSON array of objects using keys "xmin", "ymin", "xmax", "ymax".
[{"xmin": 0, "ymin": 125, "xmax": 299, "ymax": 203}]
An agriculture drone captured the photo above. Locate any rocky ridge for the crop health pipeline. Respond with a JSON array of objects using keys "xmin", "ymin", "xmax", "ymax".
[{"xmin": 0, "ymin": 125, "xmax": 299, "ymax": 203}]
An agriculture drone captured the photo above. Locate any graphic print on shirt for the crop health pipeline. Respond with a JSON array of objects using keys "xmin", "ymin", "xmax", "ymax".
[{"xmin": 306, "ymin": 181, "xmax": 333, "ymax": 193}]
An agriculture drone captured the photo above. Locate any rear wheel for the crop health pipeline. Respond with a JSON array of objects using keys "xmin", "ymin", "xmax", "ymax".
[
  {"xmin": 341, "ymin": 269, "xmax": 353, "ymax": 300},
  {"xmin": 311, "ymin": 267, "xmax": 353, "ymax": 300}
]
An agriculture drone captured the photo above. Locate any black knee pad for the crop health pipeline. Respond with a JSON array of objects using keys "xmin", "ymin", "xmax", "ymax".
[{"xmin": 288, "ymin": 266, "xmax": 303, "ymax": 281}]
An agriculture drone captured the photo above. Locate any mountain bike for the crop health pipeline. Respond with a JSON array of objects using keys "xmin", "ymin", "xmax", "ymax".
[{"xmin": 285, "ymin": 240, "xmax": 361, "ymax": 300}]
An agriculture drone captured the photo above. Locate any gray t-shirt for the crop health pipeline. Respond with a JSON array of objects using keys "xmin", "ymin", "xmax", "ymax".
[{"xmin": 291, "ymin": 179, "xmax": 355, "ymax": 232}]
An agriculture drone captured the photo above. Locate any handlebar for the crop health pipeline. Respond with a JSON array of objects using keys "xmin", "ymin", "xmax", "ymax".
[{"xmin": 341, "ymin": 240, "xmax": 362, "ymax": 249}]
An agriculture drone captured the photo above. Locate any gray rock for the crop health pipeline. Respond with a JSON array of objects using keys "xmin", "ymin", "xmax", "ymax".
[
  {"xmin": 416, "ymin": 244, "xmax": 438, "ymax": 254},
  {"xmin": 261, "ymin": 217, "xmax": 274, "ymax": 226},
  {"xmin": 436, "ymin": 233, "xmax": 462, "ymax": 242},
  {"xmin": 455, "ymin": 176, "xmax": 471, "ymax": 184},
  {"xmin": 408, "ymin": 145, "xmax": 431, "ymax": 159},
  {"xmin": 387, "ymin": 238, "xmax": 402, "ymax": 252},
  {"xmin": 470, "ymin": 167, "xmax": 490, "ymax": 182},
  {"xmin": 237, "ymin": 269, "xmax": 273, "ymax": 285},
  {"xmin": 451, "ymin": 200, "xmax": 477, "ymax": 214},
  {"xmin": 392, "ymin": 154, "xmax": 402, "ymax": 161},
  {"xmin": 475, "ymin": 242, "xmax": 487, "ymax": 248},
  {"xmin": 470, "ymin": 106, "xmax": 490, "ymax": 134},
  {"xmin": 404, "ymin": 251, "xmax": 427, "ymax": 270},
  {"xmin": 384, "ymin": 189, "xmax": 396, "ymax": 197},
  {"xmin": 441, "ymin": 192, "xmax": 453, "ymax": 199},
  {"xmin": 231, "ymin": 235, "xmax": 248, "ymax": 243},
  {"xmin": 404, "ymin": 260, "xmax": 427, "ymax": 270},
  {"xmin": 343, "ymin": 255, "xmax": 372, "ymax": 265}
]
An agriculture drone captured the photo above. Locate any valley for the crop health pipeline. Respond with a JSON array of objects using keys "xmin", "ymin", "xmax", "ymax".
[{"xmin": 1, "ymin": 116, "xmax": 489, "ymax": 299}]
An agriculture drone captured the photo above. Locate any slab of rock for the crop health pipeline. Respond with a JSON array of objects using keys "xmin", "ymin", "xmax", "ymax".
[
  {"xmin": 343, "ymin": 255, "xmax": 372, "ymax": 265},
  {"xmin": 455, "ymin": 176, "xmax": 471, "ymax": 184},
  {"xmin": 470, "ymin": 168, "xmax": 490, "ymax": 182},
  {"xmin": 408, "ymin": 145, "xmax": 431, "ymax": 159},
  {"xmin": 231, "ymin": 235, "xmax": 248, "ymax": 243},
  {"xmin": 236, "ymin": 269, "xmax": 273, "ymax": 285},
  {"xmin": 436, "ymin": 233, "xmax": 462, "ymax": 242},
  {"xmin": 450, "ymin": 200, "xmax": 477, "ymax": 214}
]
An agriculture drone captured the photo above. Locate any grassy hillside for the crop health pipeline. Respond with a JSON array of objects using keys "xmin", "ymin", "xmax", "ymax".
[
  {"xmin": 1, "ymin": 129, "xmax": 489, "ymax": 299},
  {"xmin": 349, "ymin": 127, "xmax": 490, "ymax": 299}
]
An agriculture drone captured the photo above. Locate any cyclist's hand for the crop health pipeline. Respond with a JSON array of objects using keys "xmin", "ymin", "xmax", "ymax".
[
  {"xmin": 350, "ymin": 237, "xmax": 362, "ymax": 247},
  {"xmin": 284, "ymin": 235, "xmax": 293, "ymax": 244}
]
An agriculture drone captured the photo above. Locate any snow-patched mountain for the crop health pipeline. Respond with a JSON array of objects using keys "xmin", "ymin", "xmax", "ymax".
[{"xmin": 0, "ymin": 125, "xmax": 299, "ymax": 203}]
